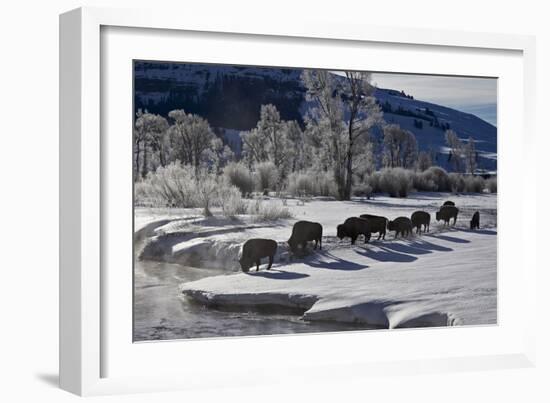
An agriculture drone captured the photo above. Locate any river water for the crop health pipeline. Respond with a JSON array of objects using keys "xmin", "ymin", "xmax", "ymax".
[{"xmin": 134, "ymin": 259, "xmax": 369, "ymax": 341}]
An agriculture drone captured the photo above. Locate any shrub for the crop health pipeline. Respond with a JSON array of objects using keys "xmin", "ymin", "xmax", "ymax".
[
  {"xmin": 379, "ymin": 168, "xmax": 413, "ymax": 197},
  {"xmin": 286, "ymin": 170, "xmax": 338, "ymax": 197},
  {"xmin": 141, "ymin": 163, "xmax": 198, "ymax": 207},
  {"xmin": 254, "ymin": 161, "xmax": 279, "ymax": 193},
  {"xmin": 220, "ymin": 186, "xmax": 249, "ymax": 217},
  {"xmin": 464, "ymin": 175, "xmax": 485, "ymax": 193},
  {"xmin": 135, "ymin": 162, "xmax": 245, "ymax": 217},
  {"xmin": 249, "ymin": 199, "xmax": 292, "ymax": 222},
  {"xmin": 352, "ymin": 183, "xmax": 374, "ymax": 198},
  {"xmin": 487, "ymin": 177, "xmax": 497, "ymax": 193},
  {"xmin": 448, "ymin": 173, "xmax": 466, "ymax": 193},
  {"xmin": 134, "ymin": 180, "xmax": 163, "ymax": 207},
  {"xmin": 412, "ymin": 171, "xmax": 437, "ymax": 192},
  {"xmin": 366, "ymin": 172, "xmax": 382, "ymax": 193},
  {"xmin": 224, "ymin": 162, "xmax": 255, "ymax": 196},
  {"xmin": 421, "ymin": 166, "xmax": 450, "ymax": 192}
]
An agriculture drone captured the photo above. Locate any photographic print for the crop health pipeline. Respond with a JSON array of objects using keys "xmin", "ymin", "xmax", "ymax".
[{"xmin": 133, "ymin": 61, "xmax": 497, "ymax": 341}]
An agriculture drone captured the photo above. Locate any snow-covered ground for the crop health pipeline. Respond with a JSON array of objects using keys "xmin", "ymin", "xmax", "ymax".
[
  {"xmin": 135, "ymin": 193, "xmax": 497, "ymax": 336},
  {"xmin": 135, "ymin": 192, "xmax": 497, "ymax": 335}
]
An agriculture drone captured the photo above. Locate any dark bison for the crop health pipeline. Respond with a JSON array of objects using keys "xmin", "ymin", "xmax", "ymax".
[
  {"xmin": 387, "ymin": 217, "xmax": 413, "ymax": 238},
  {"xmin": 436, "ymin": 205, "xmax": 459, "ymax": 226},
  {"xmin": 443, "ymin": 200, "xmax": 455, "ymax": 206},
  {"xmin": 470, "ymin": 211, "xmax": 480, "ymax": 230},
  {"xmin": 287, "ymin": 220, "xmax": 323, "ymax": 254},
  {"xmin": 239, "ymin": 239, "xmax": 278, "ymax": 272},
  {"xmin": 359, "ymin": 214, "xmax": 388, "ymax": 241},
  {"xmin": 411, "ymin": 211, "xmax": 431, "ymax": 234},
  {"xmin": 337, "ymin": 217, "xmax": 370, "ymax": 245}
]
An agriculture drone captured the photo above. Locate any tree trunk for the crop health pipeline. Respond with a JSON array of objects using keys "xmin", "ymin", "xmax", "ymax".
[
  {"xmin": 159, "ymin": 145, "xmax": 166, "ymax": 167},
  {"xmin": 142, "ymin": 144, "xmax": 148, "ymax": 179},
  {"xmin": 135, "ymin": 142, "xmax": 141, "ymax": 181},
  {"xmin": 343, "ymin": 111, "xmax": 356, "ymax": 200}
]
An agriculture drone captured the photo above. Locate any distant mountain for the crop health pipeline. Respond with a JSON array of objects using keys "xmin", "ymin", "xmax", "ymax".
[{"xmin": 134, "ymin": 61, "xmax": 497, "ymax": 173}]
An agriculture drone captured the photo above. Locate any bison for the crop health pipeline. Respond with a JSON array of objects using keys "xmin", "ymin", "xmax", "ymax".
[
  {"xmin": 287, "ymin": 220, "xmax": 323, "ymax": 254},
  {"xmin": 436, "ymin": 205, "xmax": 459, "ymax": 226},
  {"xmin": 387, "ymin": 217, "xmax": 413, "ymax": 238},
  {"xmin": 470, "ymin": 211, "xmax": 480, "ymax": 230},
  {"xmin": 359, "ymin": 214, "xmax": 388, "ymax": 241},
  {"xmin": 411, "ymin": 211, "xmax": 431, "ymax": 234},
  {"xmin": 337, "ymin": 217, "xmax": 370, "ymax": 245},
  {"xmin": 239, "ymin": 238, "xmax": 278, "ymax": 272},
  {"xmin": 443, "ymin": 200, "xmax": 455, "ymax": 206}
]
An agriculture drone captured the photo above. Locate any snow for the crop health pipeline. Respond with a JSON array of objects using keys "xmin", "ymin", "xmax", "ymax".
[
  {"xmin": 179, "ymin": 227, "xmax": 496, "ymax": 329},
  {"xmin": 136, "ymin": 193, "xmax": 497, "ymax": 330}
]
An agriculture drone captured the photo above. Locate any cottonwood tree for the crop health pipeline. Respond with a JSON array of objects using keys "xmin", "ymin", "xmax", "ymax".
[
  {"xmin": 241, "ymin": 104, "xmax": 294, "ymax": 182},
  {"xmin": 240, "ymin": 127, "xmax": 268, "ymax": 167},
  {"xmin": 341, "ymin": 71, "xmax": 383, "ymax": 198},
  {"xmin": 134, "ymin": 111, "xmax": 169, "ymax": 179},
  {"xmin": 445, "ymin": 129, "xmax": 464, "ymax": 172},
  {"xmin": 465, "ymin": 136, "xmax": 477, "ymax": 175},
  {"xmin": 382, "ymin": 124, "xmax": 418, "ymax": 169},
  {"xmin": 167, "ymin": 109, "xmax": 215, "ymax": 175},
  {"xmin": 302, "ymin": 70, "xmax": 346, "ymax": 198},
  {"xmin": 417, "ymin": 151, "xmax": 432, "ymax": 171},
  {"xmin": 302, "ymin": 70, "xmax": 382, "ymax": 200},
  {"xmin": 284, "ymin": 120, "xmax": 306, "ymax": 172}
]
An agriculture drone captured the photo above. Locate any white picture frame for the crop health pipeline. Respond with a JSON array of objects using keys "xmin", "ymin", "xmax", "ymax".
[{"xmin": 59, "ymin": 6, "xmax": 537, "ymax": 396}]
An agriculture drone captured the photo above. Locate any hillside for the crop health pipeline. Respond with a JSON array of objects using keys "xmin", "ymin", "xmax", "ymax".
[{"xmin": 134, "ymin": 61, "xmax": 497, "ymax": 172}]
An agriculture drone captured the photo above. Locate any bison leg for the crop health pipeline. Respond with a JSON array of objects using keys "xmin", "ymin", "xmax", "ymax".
[
  {"xmin": 267, "ymin": 255, "xmax": 273, "ymax": 270},
  {"xmin": 453, "ymin": 216, "xmax": 457, "ymax": 226},
  {"xmin": 314, "ymin": 239, "xmax": 318, "ymax": 250},
  {"xmin": 351, "ymin": 236, "xmax": 357, "ymax": 245},
  {"xmin": 319, "ymin": 237, "xmax": 322, "ymax": 250},
  {"xmin": 256, "ymin": 259, "xmax": 261, "ymax": 271}
]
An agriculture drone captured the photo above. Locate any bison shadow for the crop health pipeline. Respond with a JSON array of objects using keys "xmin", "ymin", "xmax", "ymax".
[
  {"xmin": 245, "ymin": 269, "xmax": 309, "ymax": 280},
  {"xmin": 354, "ymin": 246, "xmax": 417, "ymax": 263},
  {"xmin": 455, "ymin": 228, "xmax": 497, "ymax": 236},
  {"xmin": 303, "ymin": 250, "xmax": 368, "ymax": 271},
  {"xmin": 387, "ymin": 238, "xmax": 453, "ymax": 253},
  {"xmin": 426, "ymin": 233, "xmax": 471, "ymax": 244}
]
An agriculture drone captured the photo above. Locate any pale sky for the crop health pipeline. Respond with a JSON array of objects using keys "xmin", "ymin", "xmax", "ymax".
[{"xmin": 371, "ymin": 72, "xmax": 497, "ymax": 126}]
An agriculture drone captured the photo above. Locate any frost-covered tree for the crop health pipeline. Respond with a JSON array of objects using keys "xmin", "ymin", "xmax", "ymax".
[
  {"xmin": 382, "ymin": 124, "xmax": 418, "ymax": 169},
  {"xmin": 134, "ymin": 111, "xmax": 169, "ymax": 179},
  {"xmin": 302, "ymin": 70, "xmax": 382, "ymax": 200},
  {"xmin": 167, "ymin": 109, "xmax": 215, "ymax": 175},
  {"xmin": 445, "ymin": 129, "xmax": 464, "ymax": 172},
  {"xmin": 241, "ymin": 104, "xmax": 294, "ymax": 182},
  {"xmin": 202, "ymin": 137, "xmax": 235, "ymax": 173},
  {"xmin": 284, "ymin": 120, "xmax": 305, "ymax": 172},
  {"xmin": 417, "ymin": 151, "xmax": 432, "ymax": 171},
  {"xmin": 465, "ymin": 136, "xmax": 477, "ymax": 175},
  {"xmin": 340, "ymin": 71, "xmax": 383, "ymax": 197},
  {"xmin": 240, "ymin": 127, "xmax": 267, "ymax": 167}
]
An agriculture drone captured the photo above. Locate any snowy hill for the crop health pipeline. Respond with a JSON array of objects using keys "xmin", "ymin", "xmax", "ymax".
[{"xmin": 134, "ymin": 61, "xmax": 497, "ymax": 172}]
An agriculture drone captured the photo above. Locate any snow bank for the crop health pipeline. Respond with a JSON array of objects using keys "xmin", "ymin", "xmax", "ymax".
[
  {"xmin": 180, "ymin": 228, "xmax": 496, "ymax": 329},
  {"xmin": 136, "ymin": 193, "xmax": 497, "ymax": 329}
]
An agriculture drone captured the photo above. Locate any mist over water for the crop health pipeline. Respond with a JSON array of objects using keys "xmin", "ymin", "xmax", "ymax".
[{"xmin": 133, "ymin": 259, "xmax": 372, "ymax": 341}]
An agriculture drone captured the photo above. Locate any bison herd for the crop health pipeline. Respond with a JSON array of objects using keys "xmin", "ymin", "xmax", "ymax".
[{"xmin": 239, "ymin": 201, "xmax": 482, "ymax": 272}]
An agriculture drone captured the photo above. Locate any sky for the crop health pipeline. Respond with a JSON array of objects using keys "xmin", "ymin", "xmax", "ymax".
[{"xmin": 370, "ymin": 72, "xmax": 497, "ymax": 126}]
